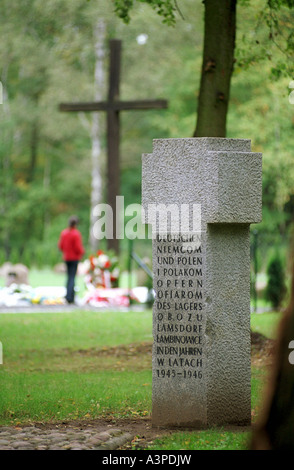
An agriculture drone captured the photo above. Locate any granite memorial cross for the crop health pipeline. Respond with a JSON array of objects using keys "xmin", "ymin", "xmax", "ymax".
[
  {"xmin": 60, "ymin": 39, "xmax": 168, "ymax": 254},
  {"xmin": 142, "ymin": 137, "xmax": 262, "ymax": 428}
]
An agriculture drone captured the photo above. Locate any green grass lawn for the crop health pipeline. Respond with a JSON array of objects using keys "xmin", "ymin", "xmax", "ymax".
[
  {"xmin": 147, "ymin": 428, "xmax": 251, "ymax": 451},
  {"xmin": 0, "ymin": 307, "xmax": 281, "ymax": 450},
  {"xmin": 0, "ymin": 310, "xmax": 153, "ymax": 424}
]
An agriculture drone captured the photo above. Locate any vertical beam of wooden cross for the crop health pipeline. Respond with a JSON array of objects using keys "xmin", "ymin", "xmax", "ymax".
[{"xmin": 60, "ymin": 39, "xmax": 168, "ymax": 255}]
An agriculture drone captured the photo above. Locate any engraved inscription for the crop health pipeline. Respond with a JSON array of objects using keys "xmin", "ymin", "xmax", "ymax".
[{"xmin": 154, "ymin": 233, "xmax": 204, "ymax": 380}]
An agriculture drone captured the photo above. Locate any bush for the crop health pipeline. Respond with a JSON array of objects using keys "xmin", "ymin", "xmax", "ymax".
[{"xmin": 265, "ymin": 254, "xmax": 287, "ymax": 309}]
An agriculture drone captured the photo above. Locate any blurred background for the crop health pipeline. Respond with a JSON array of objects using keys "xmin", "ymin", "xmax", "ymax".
[{"xmin": 0, "ymin": 0, "xmax": 293, "ymax": 310}]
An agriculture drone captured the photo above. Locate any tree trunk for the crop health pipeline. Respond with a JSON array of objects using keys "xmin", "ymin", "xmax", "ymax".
[
  {"xmin": 106, "ymin": 39, "xmax": 121, "ymax": 256},
  {"xmin": 89, "ymin": 20, "xmax": 106, "ymax": 252},
  {"xmin": 194, "ymin": 0, "xmax": 237, "ymax": 137}
]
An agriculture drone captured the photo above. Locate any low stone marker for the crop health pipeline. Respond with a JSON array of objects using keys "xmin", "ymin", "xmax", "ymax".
[
  {"xmin": 142, "ymin": 138, "xmax": 262, "ymax": 428},
  {"xmin": 1, "ymin": 263, "xmax": 29, "ymax": 287}
]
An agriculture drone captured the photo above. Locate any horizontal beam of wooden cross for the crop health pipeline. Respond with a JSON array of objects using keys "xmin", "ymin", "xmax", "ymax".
[{"xmin": 59, "ymin": 99, "xmax": 168, "ymax": 112}]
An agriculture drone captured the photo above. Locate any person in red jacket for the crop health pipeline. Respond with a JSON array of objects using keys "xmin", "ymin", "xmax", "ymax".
[{"xmin": 58, "ymin": 215, "xmax": 85, "ymax": 304}]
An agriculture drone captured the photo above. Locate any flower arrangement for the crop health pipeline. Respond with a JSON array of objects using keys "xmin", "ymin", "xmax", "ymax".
[{"xmin": 84, "ymin": 250, "xmax": 120, "ymax": 289}]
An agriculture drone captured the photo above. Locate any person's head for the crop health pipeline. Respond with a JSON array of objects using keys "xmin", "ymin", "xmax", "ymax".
[{"xmin": 68, "ymin": 215, "xmax": 79, "ymax": 228}]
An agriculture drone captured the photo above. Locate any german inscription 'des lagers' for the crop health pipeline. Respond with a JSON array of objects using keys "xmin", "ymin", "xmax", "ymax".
[{"xmin": 154, "ymin": 233, "xmax": 204, "ymax": 380}]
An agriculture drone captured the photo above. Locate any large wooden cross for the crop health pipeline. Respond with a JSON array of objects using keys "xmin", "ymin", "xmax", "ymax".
[{"xmin": 60, "ymin": 39, "xmax": 168, "ymax": 254}]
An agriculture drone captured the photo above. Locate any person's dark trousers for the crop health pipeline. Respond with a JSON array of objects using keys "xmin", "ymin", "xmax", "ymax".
[{"xmin": 65, "ymin": 260, "xmax": 78, "ymax": 303}]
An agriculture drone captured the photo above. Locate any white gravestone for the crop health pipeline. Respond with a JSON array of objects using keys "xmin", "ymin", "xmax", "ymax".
[{"xmin": 142, "ymin": 138, "xmax": 262, "ymax": 428}]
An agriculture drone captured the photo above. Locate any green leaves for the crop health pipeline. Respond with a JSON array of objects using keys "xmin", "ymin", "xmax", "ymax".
[
  {"xmin": 265, "ymin": 254, "xmax": 287, "ymax": 309},
  {"xmin": 112, "ymin": 0, "xmax": 178, "ymax": 25},
  {"xmin": 235, "ymin": 0, "xmax": 294, "ymax": 80},
  {"xmin": 112, "ymin": 0, "xmax": 134, "ymax": 23},
  {"xmin": 268, "ymin": 0, "xmax": 294, "ymax": 9}
]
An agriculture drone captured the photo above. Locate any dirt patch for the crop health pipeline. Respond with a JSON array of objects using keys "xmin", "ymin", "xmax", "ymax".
[
  {"xmin": 74, "ymin": 333, "xmax": 275, "ymax": 361},
  {"xmin": 76, "ymin": 333, "xmax": 275, "ymax": 370},
  {"xmin": 46, "ymin": 334, "xmax": 276, "ymax": 373},
  {"xmin": 18, "ymin": 342, "xmax": 153, "ymax": 373},
  {"xmin": 75, "ymin": 342, "xmax": 152, "ymax": 358},
  {"xmin": 70, "ymin": 342, "xmax": 152, "ymax": 372}
]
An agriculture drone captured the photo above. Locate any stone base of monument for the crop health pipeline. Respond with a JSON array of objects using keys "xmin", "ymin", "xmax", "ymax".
[{"xmin": 142, "ymin": 138, "xmax": 262, "ymax": 428}]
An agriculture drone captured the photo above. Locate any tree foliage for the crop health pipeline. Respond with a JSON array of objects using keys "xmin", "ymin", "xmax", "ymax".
[
  {"xmin": 0, "ymin": 0, "xmax": 293, "ymax": 267},
  {"xmin": 112, "ymin": 0, "xmax": 294, "ymax": 138},
  {"xmin": 112, "ymin": 0, "xmax": 178, "ymax": 25},
  {"xmin": 236, "ymin": 0, "xmax": 294, "ymax": 79},
  {"xmin": 112, "ymin": 0, "xmax": 294, "ymax": 82},
  {"xmin": 265, "ymin": 254, "xmax": 287, "ymax": 309}
]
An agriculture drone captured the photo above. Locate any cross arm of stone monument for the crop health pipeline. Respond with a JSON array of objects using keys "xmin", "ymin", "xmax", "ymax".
[{"xmin": 142, "ymin": 137, "xmax": 262, "ymax": 227}]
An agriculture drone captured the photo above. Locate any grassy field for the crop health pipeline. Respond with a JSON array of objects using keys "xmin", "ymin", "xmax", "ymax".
[
  {"xmin": 0, "ymin": 310, "xmax": 153, "ymax": 423},
  {"xmin": 0, "ymin": 307, "xmax": 281, "ymax": 450}
]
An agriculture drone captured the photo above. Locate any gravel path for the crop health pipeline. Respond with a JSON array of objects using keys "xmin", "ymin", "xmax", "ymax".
[{"xmin": 0, "ymin": 424, "xmax": 134, "ymax": 450}]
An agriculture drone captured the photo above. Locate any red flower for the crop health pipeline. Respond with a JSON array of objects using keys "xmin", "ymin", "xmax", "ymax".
[
  {"xmin": 89, "ymin": 256, "xmax": 95, "ymax": 270},
  {"xmin": 96, "ymin": 250, "xmax": 104, "ymax": 256},
  {"xmin": 104, "ymin": 260, "xmax": 111, "ymax": 269}
]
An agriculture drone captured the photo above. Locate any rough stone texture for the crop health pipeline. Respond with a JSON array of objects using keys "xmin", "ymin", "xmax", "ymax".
[
  {"xmin": 142, "ymin": 138, "xmax": 262, "ymax": 229},
  {"xmin": 0, "ymin": 425, "xmax": 133, "ymax": 451},
  {"xmin": 206, "ymin": 224, "xmax": 251, "ymax": 425},
  {"xmin": 142, "ymin": 138, "xmax": 262, "ymax": 428},
  {"xmin": 151, "ymin": 233, "xmax": 207, "ymax": 428}
]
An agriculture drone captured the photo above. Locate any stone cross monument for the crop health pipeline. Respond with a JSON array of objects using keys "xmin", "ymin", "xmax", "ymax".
[{"xmin": 142, "ymin": 138, "xmax": 262, "ymax": 428}]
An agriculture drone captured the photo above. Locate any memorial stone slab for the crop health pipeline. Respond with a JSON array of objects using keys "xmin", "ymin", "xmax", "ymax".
[{"xmin": 142, "ymin": 138, "xmax": 262, "ymax": 428}]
